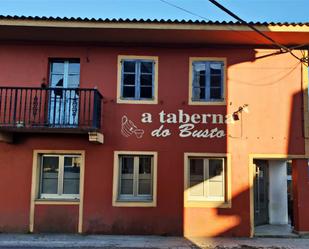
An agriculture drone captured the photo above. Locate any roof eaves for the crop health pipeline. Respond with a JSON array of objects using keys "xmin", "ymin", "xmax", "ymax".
[{"xmin": 0, "ymin": 15, "xmax": 308, "ymax": 27}]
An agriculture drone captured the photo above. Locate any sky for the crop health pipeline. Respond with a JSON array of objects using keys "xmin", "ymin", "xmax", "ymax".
[{"xmin": 0, "ymin": 0, "xmax": 307, "ymax": 23}]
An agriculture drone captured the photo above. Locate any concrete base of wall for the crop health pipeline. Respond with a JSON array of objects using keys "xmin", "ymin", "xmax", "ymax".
[{"xmin": 295, "ymin": 230, "xmax": 309, "ymax": 236}]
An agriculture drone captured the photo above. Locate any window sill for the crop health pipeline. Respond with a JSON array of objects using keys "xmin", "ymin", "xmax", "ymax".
[
  {"xmin": 113, "ymin": 199, "xmax": 156, "ymax": 207},
  {"xmin": 35, "ymin": 199, "xmax": 80, "ymax": 205},
  {"xmin": 117, "ymin": 98, "xmax": 158, "ymax": 104},
  {"xmin": 184, "ymin": 200, "xmax": 231, "ymax": 208},
  {"xmin": 188, "ymin": 100, "xmax": 226, "ymax": 106}
]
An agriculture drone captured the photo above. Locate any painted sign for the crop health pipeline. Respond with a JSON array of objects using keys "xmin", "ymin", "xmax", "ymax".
[
  {"xmin": 121, "ymin": 110, "xmax": 234, "ymax": 139},
  {"xmin": 121, "ymin": 115, "xmax": 144, "ymax": 139}
]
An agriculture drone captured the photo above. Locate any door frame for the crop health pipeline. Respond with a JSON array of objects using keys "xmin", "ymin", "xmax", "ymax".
[
  {"xmin": 48, "ymin": 59, "xmax": 80, "ymax": 126},
  {"xmin": 253, "ymin": 159, "xmax": 269, "ymax": 226},
  {"xmin": 248, "ymin": 154, "xmax": 306, "ymax": 237}
]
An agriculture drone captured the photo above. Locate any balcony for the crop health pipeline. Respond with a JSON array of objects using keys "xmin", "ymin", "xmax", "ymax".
[{"xmin": 0, "ymin": 87, "xmax": 103, "ymax": 142}]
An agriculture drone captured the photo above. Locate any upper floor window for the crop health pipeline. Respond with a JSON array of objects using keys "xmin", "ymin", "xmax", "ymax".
[
  {"xmin": 117, "ymin": 56, "xmax": 158, "ymax": 104},
  {"xmin": 49, "ymin": 59, "xmax": 80, "ymax": 126},
  {"xmin": 189, "ymin": 58, "xmax": 226, "ymax": 105},
  {"xmin": 50, "ymin": 59, "xmax": 80, "ymax": 89}
]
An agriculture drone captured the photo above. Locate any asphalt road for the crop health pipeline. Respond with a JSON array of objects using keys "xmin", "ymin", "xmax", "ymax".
[
  {"xmin": 0, "ymin": 235, "xmax": 307, "ymax": 249},
  {"xmin": 0, "ymin": 247, "xmax": 165, "ymax": 249},
  {"xmin": 0, "ymin": 246, "xmax": 283, "ymax": 249}
]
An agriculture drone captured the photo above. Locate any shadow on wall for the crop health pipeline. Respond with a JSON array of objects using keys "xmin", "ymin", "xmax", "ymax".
[
  {"xmin": 184, "ymin": 50, "xmax": 308, "ymax": 239},
  {"xmin": 288, "ymin": 70, "xmax": 309, "ymax": 233},
  {"xmin": 184, "ymin": 187, "xmax": 250, "ymax": 237},
  {"xmin": 182, "ymin": 48, "xmax": 259, "ymax": 238}
]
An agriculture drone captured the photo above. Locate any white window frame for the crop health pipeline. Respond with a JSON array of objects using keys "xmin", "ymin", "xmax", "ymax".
[
  {"xmin": 39, "ymin": 154, "xmax": 81, "ymax": 200},
  {"xmin": 117, "ymin": 55, "xmax": 159, "ymax": 104},
  {"xmin": 184, "ymin": 153, "xmax": 231, "ymax": 208},
  {"xmin": 188, "ymin": 57, "xmax": 226, "ymax": 106},
  {"xmin": 118, "ymin": 155, "xmax": 153, "ymax": 201},
  {"xmin": 188, "ymin": 157, "xmax": 225, "ymax": 202},
  {"xmin": 113, "ymin": 151, "xmax": 157, "ymax": 207},
  {"xmin": 120, "ymin": 59, "xmax": 155, "ymax": 101}
]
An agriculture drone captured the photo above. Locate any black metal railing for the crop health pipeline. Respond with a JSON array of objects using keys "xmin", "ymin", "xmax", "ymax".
[{"xmin": 0, "ymin": 87, "xmax": 103, "ymax": 132}]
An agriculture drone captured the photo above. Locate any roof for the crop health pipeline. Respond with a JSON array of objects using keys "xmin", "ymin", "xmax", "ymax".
[
  {"xmin": 0, "ymin": 15, "xmax": 308, "ymax": 47},
  {"xmin": 0, "ymin": 15, "xmax": 308, "ymax": 27}
]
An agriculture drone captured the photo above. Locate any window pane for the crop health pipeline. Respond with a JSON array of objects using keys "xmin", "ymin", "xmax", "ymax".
[
  {"xmin": 123, "ymin": 73, "xmax": 136, "ymax": 86},
  {"xmin": 51, "ymin": 75, "xmax": 64, "ymax": 88},
  {"xmin": 51, "ymin": 62, "xmax": 64, "ymax": 74},
  {"xmin": 193, "ymin": 62, "xmax": 206, "ymax": 88},
  {"xmin": 121, "ymin": 157, "xmax": 134, "ymax": 174},
  {"xmin": 208, "ymin": 181, "xmax": 224, "ymax": 197},
  {"xmin": 41, "ymin": 156, "xmax": 59, "ymax": 194},
  {"xmin": 138, "ymin": 156, "xmax": 152, "ymax": 195},
  {"xmin": 123, "ymin": 61, "xmax": 136, "ymax": 73},
  {"xmin": 193, "ymin": 73, "xmax": 205, "ymax": 87},
  {"xmin": 68, "ymin": 62, "xmax": 80, "ymax": 74},
  {"xmin": 193, "ymin": 62, "xmax": 206, "ymax": 74},
  {"xmin": 208, "ymin": 158, "xmax": 224, "ymax": 198},
  {"xmin": 120, "ymin": 156, "xmax": 134, "ymax": 195},
  {"xmin": 122, "ymin": 86, "xmax": 135, "ymax": 98},
  {"xmin": 139, "ymin": 157, "xmax": 151, "ymax": 174},
  {"xmin": 121, "ymin": 180, "xmax": 134, "ymax": 195},
  {"xmin": 68, "ymin": 75, "xmax": 80, "ymax": 88},
  {"xmin": 138, "ymin": 179, "xmax": 151, "ymax": 195},
  {"xmin": 63, "ymin": 156, "xmax": 80, "ymax": 195},
  {"xmin": 140, "ymin": 86, "xmax": 152, "ymax": 99},
  {"xmin": 192, "ymin": 87, "xmax": 205, "ymax": 100},
  {"xmin": 140, "ymin": 62, "xmax": 153, "ymax": 73},
  {"xmin": 210, "ymin": 75, "xmax": 221, "ymax": 87},
  {"xmin": 208, "ymin": 159, "xmax": 224, "ymax": 181},
  {"xmin": 189, "ymin": 159, "xmax": 204, "ymax": 196},
  {"xmin": 210, "ymin": 88, "xmax": 222, "ymax": 99},
  {"xmin": 140, "ymin": 74, "xmax": 152, "ymax": 86},
  {"xmin": 210, "ymin": 63, "xmax": 222, "ymax": 74}
]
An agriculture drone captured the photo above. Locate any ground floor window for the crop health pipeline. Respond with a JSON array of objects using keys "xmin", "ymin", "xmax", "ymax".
[
  {"xmin": 189, "ymin": 157, "xmax": 225, "ymax": 201},
  {"xmin": 113, "ymin": 151, "xmax": 157, "ymax": 207},
  {"xmin": 184, "ymin": 153, "xmax": 231, "ymax": 208},
  {"xmin": 39, "ymin": 154, "xmax": 81, "ymax": 199}
]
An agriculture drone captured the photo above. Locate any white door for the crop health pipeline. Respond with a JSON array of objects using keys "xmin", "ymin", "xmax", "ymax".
[{"xmin": 49, "ymin": 60, "xmax": 80, "ymax": 126}]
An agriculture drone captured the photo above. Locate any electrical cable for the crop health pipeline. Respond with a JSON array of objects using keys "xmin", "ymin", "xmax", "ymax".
[
  {"xmin": 159, "ymin": 0, "xmax": 212, "ymax": 22},
  {"xmin": 158, "ymin": 0, "xmax": 277, "ymax": 47},
  {"xmin": 208, "ymin": 0, "xmax": 307, "ymax": 65},
  {"xmin": 158, "ymin": 0, "xmax": 308, "ymax": 65}
]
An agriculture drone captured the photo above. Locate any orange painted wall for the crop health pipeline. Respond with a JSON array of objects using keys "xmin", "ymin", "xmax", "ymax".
[{"xmin": 0, "ymin": 43, "xmax": 306, "ymax": 236}]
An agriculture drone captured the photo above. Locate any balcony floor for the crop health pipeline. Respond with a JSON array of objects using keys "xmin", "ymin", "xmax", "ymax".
[{"xmin": 0, "ymin": 126, "xmax": 99, "ymax": 134}]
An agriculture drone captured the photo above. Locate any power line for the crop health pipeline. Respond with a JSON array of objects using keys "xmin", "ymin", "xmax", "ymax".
[
  {"xmin": 158, "ymin": 0, "xmax": 212, "ymax": 22},
  {"xmin": 208, "ymin": 0, "xmax": 307, "ymax": 64},
  {"xmin": 158, "ymin": 0, "xmax": 308, "ymax": 65},
  {"xmin": 158, "ymin": 0, "xmax": 276, "ymax": 47}
]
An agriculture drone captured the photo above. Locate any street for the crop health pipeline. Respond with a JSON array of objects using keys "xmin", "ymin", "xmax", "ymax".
[{"xmin": 0, "ymin": 234, "xmax": 309, "ymax": 249}]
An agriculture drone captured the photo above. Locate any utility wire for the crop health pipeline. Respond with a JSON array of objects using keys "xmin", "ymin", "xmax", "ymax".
[
  {"xmin": 208, "ymin": 0, "xmax": 307, "ymax": 64},
  {"xmin": 159, "ymin": 0, "xmax": 212, "ymax": 21},
  {"xmin": 159, "ymin": 0, "xmax": 308, "ymax": 65},
  {"xmin": 158, "ymin": 0, "xmax": 274, "ymax": 47}
]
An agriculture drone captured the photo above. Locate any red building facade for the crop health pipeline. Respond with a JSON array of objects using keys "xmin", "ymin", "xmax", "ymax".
[{"xmin": 0, "ymin": 17, "xmax": 308, "ymax": 237}]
